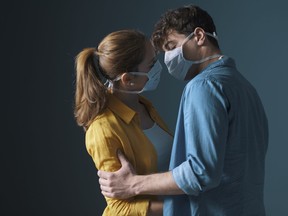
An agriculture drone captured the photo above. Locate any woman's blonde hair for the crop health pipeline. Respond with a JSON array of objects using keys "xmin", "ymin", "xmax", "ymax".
[{"xmin": 74, "ymin": 30, "xmax": 147, "ymax": 130}]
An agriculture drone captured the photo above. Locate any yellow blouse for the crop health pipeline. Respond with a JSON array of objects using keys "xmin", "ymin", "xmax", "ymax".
[{"xmin": 86, "ymin": 94, "xmax": 172, "ymax": 216}]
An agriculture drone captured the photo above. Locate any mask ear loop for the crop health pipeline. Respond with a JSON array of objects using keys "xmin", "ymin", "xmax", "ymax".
[
  {"xmin": 205, "ymin": 31, "xmax": 218, "ymax": 40},
  {"xmin": 184, "ymin": 29, "xmax": 218, "ymax": 46},
  {"xmin": 105, "ymin": 73, "xmax": 125, "ymax": 92},
  {"xmin": 106, "ymin": 72, "xmax": 146, "ymax": 94},
  {"xmin": 181, "ymin": 32, "xmax": 195, "ymax": 46}
]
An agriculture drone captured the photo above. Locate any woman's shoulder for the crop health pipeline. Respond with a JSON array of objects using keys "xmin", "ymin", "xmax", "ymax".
[
  {"xmin": 85, "ymin": 108, "xmax": 121, "ymax": 150},
  {"xmin": 87, "ymin": 108, "xmax": 117, "ymax": 131}
]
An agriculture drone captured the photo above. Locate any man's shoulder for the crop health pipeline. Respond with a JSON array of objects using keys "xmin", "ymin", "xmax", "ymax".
[{"xmin": 185, "ymin": 72, "xmax": 223, "ymax": 90}]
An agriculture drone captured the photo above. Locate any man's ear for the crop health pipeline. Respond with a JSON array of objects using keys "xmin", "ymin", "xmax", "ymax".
[
  {"xmin": 194, "ymin": 27, "xmax": 206, "ymax": 46},
  {"xmin": 121, "ymin": 73, "xmax": 135, "ymax": 87}
]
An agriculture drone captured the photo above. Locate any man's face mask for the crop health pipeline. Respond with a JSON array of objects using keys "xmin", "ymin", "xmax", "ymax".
[
  {"xmin": 164, "ymin": 31, "xmax": 220, "ymax": 81},
  {"xmin": 107, "ymin": 60, "xmax": 162, "ymax": 94}
]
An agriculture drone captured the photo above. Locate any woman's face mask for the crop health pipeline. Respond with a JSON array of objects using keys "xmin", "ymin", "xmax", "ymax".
[
  {"xmin": 107, "ymin": 60, "xmax": 162, "ymax": 94},
  {"xmin": 164, "ymin": 31, "xmax": 220, "ymax": 81}
]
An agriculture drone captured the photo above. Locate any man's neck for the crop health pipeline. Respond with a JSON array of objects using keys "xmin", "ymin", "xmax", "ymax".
[{"xmin": 186, "ymin": 49, "xmax": 222, "ymax": 80}]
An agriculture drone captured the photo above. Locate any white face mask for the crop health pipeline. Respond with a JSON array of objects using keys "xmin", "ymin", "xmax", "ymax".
[
  {"xmin": 164, "ymin": 31, "xmax": 220, "ymax": 81},
  {"xmin": 107, "ymin": 60, "xmax": 162, "ymax": 94}
]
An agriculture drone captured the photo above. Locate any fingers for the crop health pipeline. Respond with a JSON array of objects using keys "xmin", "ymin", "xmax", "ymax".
[
  {"xmin": 100, "ymin": 186, "xmax": 128, "ymax": 199},
  {"xmin": 98, "ymin": 171, "xmax": 116, "ymax": 187},
  {"xmin": 117, "ymin": 149, "xmax": 128, "ymax": 165},
  {"xmin": 118, "ymin": 149, "xmax": 137, "ymax": 175},
  {"xmin": 101, "ymin": 190, "xmax": 112, "ymax": 198},
  {"xmin": 101, "ymin": 189, "xmax": 118, "ymax": 198},
  {"xmin": 100, "ymin": 184, "xmax": 114, "ymax": 198},
  {"xmin": 98, "ymin": 174, "xmax": 117, "ymax": 198},
  {"xmin": 100, "ymin": 183, "xmax": 122, "ymax": 199},
  {"xmin": 99, "ymin": 175, "xmax": 108, "ymax": 186},
  {"xmin": 97, "ymin": 170, "xmax": 111, "ymax": 179},
  {"xmin": 100, "ymin": 184, "xmax": 111, "ymax": 194}
]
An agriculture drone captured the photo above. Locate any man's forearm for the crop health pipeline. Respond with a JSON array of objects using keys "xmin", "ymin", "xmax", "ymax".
[
  {"xmin": 98, "ymin": 152, "xmax": 185, "ymax": 199},
  {"xmin": 133, "ymin": 171, "xmax": 185, "ymax": 196}
]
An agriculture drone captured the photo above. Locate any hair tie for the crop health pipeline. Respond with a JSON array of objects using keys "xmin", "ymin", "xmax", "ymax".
[{"xmin": 94, "ymin": 53, "xmax": 111, "ymax": 83}]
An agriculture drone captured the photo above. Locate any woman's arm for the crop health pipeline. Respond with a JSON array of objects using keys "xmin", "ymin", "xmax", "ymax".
[
  {"xmin": 86, "ymin": 122, "xmax": 157, "ymax": 215},
  {"xmin": 98, "ymin": 150, "xmax": 184, "ymax": 199}
]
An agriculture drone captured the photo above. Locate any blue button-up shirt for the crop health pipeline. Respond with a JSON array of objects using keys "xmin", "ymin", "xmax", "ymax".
[{"xmin": 164, "ymin": 56, "xmax": 268, "ymax": 216}]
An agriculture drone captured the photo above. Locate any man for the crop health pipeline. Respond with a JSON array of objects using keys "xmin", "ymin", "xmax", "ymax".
[{"xmin": 98, "ymin": 5, "xmax": 268, "ymax": 215}]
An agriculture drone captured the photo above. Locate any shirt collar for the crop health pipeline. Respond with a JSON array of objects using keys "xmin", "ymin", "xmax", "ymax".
[
  {"xmin": 107, "ymin": 94, "xmax": 153, "ymax": 124},
  {"xmin": 201, "ymin": 55, "xmax": 236, "ymax": 73}
]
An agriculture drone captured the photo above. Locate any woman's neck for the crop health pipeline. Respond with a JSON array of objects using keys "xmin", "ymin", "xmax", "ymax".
[
  {"xmin": 113, "ymin": 92, "xmax": 154, "ymax": 129},
  {"xmin": 113, "ymin": 92, "xmax": 142, "ymax": 112}
]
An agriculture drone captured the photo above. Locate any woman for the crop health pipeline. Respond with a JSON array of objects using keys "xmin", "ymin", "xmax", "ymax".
[{"xmin": 74, "ymin": 30, "xmax": 173, "ymax": 215}]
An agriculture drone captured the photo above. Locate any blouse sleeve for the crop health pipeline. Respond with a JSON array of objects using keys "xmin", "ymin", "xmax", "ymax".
[{"xmin": 86, "ymin": 120, "xmax": 150, "ymax": 216}]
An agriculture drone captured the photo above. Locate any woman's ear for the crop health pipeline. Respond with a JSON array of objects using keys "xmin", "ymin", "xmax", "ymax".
[
  {"xmin": 194, "ymin": 27, "xmax": 206, "ymax": 46},
  {"xmin": 121, "ymin": 73, "xmax": 135, "ymax": 87}
]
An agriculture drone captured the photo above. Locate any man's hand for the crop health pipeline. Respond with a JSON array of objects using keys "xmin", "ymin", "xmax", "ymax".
[{"xmin": 98, "ymin": 150, "xmax": 137, "ymax": 199}]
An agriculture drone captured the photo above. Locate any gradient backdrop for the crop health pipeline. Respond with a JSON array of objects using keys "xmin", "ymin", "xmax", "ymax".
[{"xmin": 4, "ymin": 0, "xmax": 288, "ymax": 215}]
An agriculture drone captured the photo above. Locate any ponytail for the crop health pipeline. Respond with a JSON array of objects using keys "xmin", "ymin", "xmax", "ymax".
[
  {"xmin": 74, "ymin": 48, "xmax": 108, "ymax": 130},
  {"xmin": 74, "ymin": 30, "xmax": 148, "ymax": 130}
]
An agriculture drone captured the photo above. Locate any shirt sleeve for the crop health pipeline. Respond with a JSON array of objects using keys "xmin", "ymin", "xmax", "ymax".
[
  {"xmin": 172, "ymin": 79, "xmax": 229, "ymax": 195},
  {"xmin": 86, "ymin": 120, "xmax": 150, "ymax": 215}
]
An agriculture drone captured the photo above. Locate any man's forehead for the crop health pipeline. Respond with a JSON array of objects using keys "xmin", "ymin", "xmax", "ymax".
[
  {"xmin": 162, "ymin": 31, "xmax": 187, "ymax": 48},
  {"xmin": 166, "ymin": 31, "xmax": 186, "ymax": 42}
]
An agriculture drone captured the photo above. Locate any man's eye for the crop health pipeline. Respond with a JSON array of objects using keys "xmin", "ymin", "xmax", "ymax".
[{"xmin": 168, "ymin": 45, "xmax": 176, "ymax": 51}]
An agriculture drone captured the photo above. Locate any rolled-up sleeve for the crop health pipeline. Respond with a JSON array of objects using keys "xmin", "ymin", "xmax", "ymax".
[{"xmin": 172, "ymin": 79, "xmax": 229, "ymax": 195}]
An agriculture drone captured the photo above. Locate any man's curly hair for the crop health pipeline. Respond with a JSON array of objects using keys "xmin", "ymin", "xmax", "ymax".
[{"xmin": 152, "ymin": 5, "xmax": 219, "ymax": 51}]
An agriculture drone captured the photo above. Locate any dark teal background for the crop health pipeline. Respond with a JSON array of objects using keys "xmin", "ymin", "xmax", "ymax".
[{"xmin": 4, "ymin": 0, "xmax": 288, "ymax": 215}]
